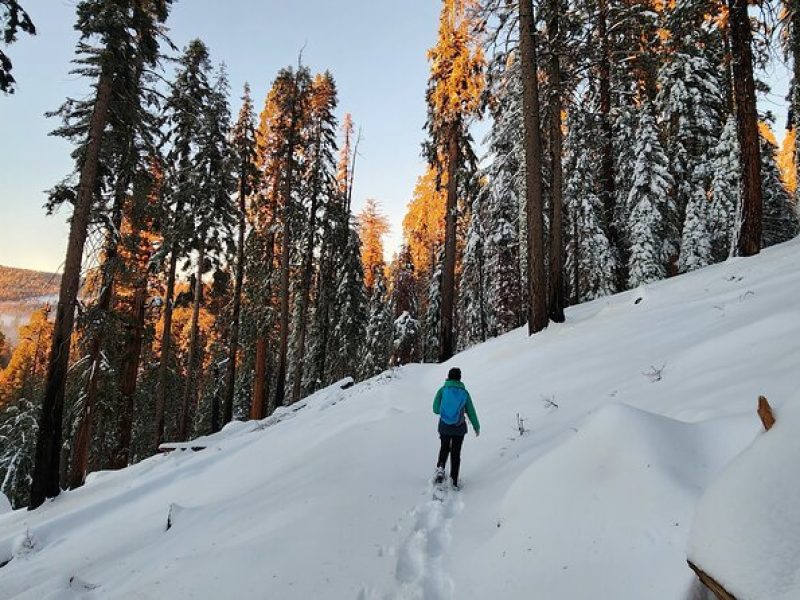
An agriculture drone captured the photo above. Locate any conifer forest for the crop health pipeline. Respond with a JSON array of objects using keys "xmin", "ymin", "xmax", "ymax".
[{"xmin": 0, "ymin": 0, "xmax": 798, "ymax": 520}]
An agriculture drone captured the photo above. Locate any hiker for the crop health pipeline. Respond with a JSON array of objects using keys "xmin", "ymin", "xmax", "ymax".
[{"xmin": 433, "ymin": 367, "xmax": 480, "ymax": 489}]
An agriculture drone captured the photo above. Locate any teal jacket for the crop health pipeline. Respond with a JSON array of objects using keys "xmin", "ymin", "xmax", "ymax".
[{"xmin": 433, "ymin": 380, "xmax": 480, "ymax": 433}]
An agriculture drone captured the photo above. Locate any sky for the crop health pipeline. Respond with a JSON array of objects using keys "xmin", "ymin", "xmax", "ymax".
[
  {"xmin": 0, "ymin": 0, "xmax": 441, "ymax": 272},
  {"xmin": 0, "ymin": 1, "xmax": 792, "ymax": 274}
]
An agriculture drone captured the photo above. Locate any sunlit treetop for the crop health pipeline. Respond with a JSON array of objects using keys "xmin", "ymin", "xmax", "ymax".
[{"xmin": 426, "ymin": 0, "xmax": 485, "ymax": 126}]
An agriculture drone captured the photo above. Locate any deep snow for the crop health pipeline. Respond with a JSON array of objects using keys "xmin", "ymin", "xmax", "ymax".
[
  {"xmin": 688, "ymin": 391, "xmax": 800, "ymax": 600},
  {"xmin": 0, "ymin": 239, "xmax": 798, "ymax": 600}
]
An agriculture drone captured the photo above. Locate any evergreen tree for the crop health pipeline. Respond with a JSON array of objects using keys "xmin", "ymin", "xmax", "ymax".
[
  {"xmin": 626, "ymin": 105, "xmax": 673, "ymax": 287},
  {"xmin": 0, "ymin": 398, "xmax": 38, "ymax": 508},
  {"xmin": 177, "ymin": 62, "xmax": 235, "ymax": 441},
  {"xmin": 222, "ymin": 82, "xmax": 258, "ymax": 427},
  {"xmin": 360, "ymin": 268, "xmax": 393, "ymax": 378},
  {"xmin": 457, "ymin": 198, "xmax": 487, "ymax": 350},
  {"xmin": 564, "ymin": 110, "xmax": 616, "ymax": 302},
  {"xmin": 678, "ymin": 185, "xmax": 713, "ymax": 273},
  {"xmin": 424, "ymin": 0, "xmax": 484, "ymax": 360},
  {"xmin": 392, "ymin": 312, "xmax": 421, "ymax": 368},
  {"xmin": 31, "ymin": 0, "xmax": 173, "ymax": 509},
  {"xmin": 422, "ymin": 249, "xmax": 444, "ymax": 362},
  {"xmin": 761, "ymin": 136, "xmax": 800, "ymax": 247},
  {"xmin": 708, "ymin": 116, "xmax": 741, "ymax": 261},
  {"xmin": 389, "ymin": 247, "xmax": 421, "ymax": 367},
  {"xmin": 329, "ymin": 226, "xmax": 367, "ymax": 381},
  {"xmin": 656, "ymin": 35, "xmax": 724, "ymax": 264},
  {"xmin": 481, "ymin": 54, "xmax": 524, "ymax": 334},
  {"xmin": 155, "ymin": 39, "xmax": 212, "ymax": 448},
  {"xmin": 0, "ymin": 0, "xmax": 35, "ymax": 93},
  {"xmin": 290, "ymin": 72, "xmax": 338, "ymax": 403}
]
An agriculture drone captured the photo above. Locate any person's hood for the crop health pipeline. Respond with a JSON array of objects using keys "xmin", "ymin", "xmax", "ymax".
[{"xmin": 444, "ymin": 379, "xmax": 465, "ymax": 389}]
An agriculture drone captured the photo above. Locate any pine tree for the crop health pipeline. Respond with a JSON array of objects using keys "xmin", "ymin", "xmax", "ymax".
[
  {"xmin": 222, "ymin": 82, "xmax": 258, "ymax": 427},
  {"xmin": 358, "ymin": 199, "xmax": 390, "ymax": 292},
  {"xmin": 360, "ymin": 268, "xmax": 393, "ymax": 378},
  {"xmin": 290, "ymin": 72, "xmax": 338, "ymax": 403},
  {"xmin": 424, "ymin": 0, "xmax": 484, "ymax": 360},
  {"xmin": 177, "ymin": 63, "xmax": 234, "ymax": 441},
  {"xmin": 564, "ymin": 110, "xmax": 616, "ymax": 302},
  {"xmin": 389, "ymin": 247, "xmax": 421, "ymax": 367},
  {"xmin": 627, "ymin": 105, "xmax": 673, "ymax": 287},
  {"xmin": 728, "ymin": 0, "xmax": 763, "ymax": 256},
  {"xmin": 31, "ymin": 0, "xmax": 173, "ymax": 509},
  {"xmin": 761, "ymin": 135, "xmax": 800, "ymax": 247},
  {"xmin": 656, "ymin": 36, "xmax": 724, "ymax": 265},
  {"xmin": 708, "ymin": 115, "xmax": 741, "ymax": 261},
  {"xmin": 519, "ymin": 0, "xmax": 548, "ymax": 334},
  {"xmin": 0, "ymin": 398, "xmax": 39, "ymax": 508},
  {"xmin": 272, "ymin": 66, "xmax": 311, "ymax": 407},
  {"xmin": 678, "ymin": 185, "xmax": 713, "ymax": 273},
  {"xmin": 457, "ymin": 198, "xmax": 487, "ymax": 350},
  {"xmin": 423, "ymin": 250, "xmax": 444, "ymax": 362},
  {"xmin": 480, "ymin": 54, "xmax": 524, "ymax": 334},
  {"xmin": 0, "ymin": 0, "xmax": 35, "ymax": 93},
  {"xmin": 155, "ymin": 39, "xmax": 212, "ymax": 448},
  {"xmin": 329, "ymin": 226, "xmax": 367, "ymax": 381}
]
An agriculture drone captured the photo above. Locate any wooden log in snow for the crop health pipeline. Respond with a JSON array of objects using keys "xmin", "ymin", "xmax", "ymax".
[
  {"xmin": 687, "ymin": 561, "xmax": 737, "ymax": 600},
  {"xmin": 757, "ymin": 395, "xmax": 775, "ymax": 431}
]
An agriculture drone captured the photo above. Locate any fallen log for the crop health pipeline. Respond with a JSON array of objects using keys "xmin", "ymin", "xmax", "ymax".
[{"xmin": 687, "ymin": 561, "xmax": 737, "ymax": 600}]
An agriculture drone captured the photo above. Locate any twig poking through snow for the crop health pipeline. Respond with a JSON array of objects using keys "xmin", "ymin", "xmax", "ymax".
[
  {"xmin": 541, "ymin": 395, "xmax": 559, "ymax": 410},
  {"xmin": 516, "ymin": 413, "xmax": 527, "ymax": 436}
]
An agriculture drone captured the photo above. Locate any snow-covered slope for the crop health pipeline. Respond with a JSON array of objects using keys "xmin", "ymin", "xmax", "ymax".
[{"xmin": 1, "ymin": 240, "xmax": 799, "ymax": 600}]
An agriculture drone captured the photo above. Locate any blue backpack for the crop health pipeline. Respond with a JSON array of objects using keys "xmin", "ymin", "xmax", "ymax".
[{"xmin": 439, "ymin": 385, "xmax": 468, "ymax": 426}]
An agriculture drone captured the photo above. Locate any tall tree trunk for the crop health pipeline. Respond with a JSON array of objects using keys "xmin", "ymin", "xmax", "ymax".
[
  {"xmin": 114, "ymin": 271, "xmax": 147, "ymax": 468},
  {"xmin": 597, "ymin": 0, "xmax": 620, "ymax": 285},
  {"xmin": 519, "ymin": 0, "xmax": 549, "ymax": 335},
  {"xmin": 251, "ymin": 336, "xmax": 269, "ymax": 420},
  {"xmin": 178, "ymin": 239, "xmax": 206, "ymax": 441},
  {"xmin": 153, "ymin": 239, "xmax": 179, "ymax": 450},
  {"xmin": 30, "ymin": 68, "xmax": 114, "ymax": 510},
  {"xmin": 222, "ymin": 165, "xmax": 248, "ymax": 426},
  {"xmin": 274, "ymin": 94, "xmax": 299, "ymax": 408},
  {"xmin": 728, "ymin": 0, "xmax": 762, "ymax": 256},
  {"xmin": 250, "ymin": 226, "xmax": 275, "ymax": 419},
  {"xmin": 179, "ymin": 239, "xmax": 205, "ymax": 441},
  {"xmin": 547, "ymin": 0, "xmax": 565, "ymax": 324},
  {"xmin": 291, "ymin": 137, "xmax": 322, "ymax": 402},
  {"xmin": 67, "ymin": 197, "xmax": 124, "ymax": 489},
  {"xmin": 573, "ymin": 209, "xmax": 580, "ymax": 304},
  {"xmin": 439, "ymin": 124, "xmax": 460, "ymax": 362}
]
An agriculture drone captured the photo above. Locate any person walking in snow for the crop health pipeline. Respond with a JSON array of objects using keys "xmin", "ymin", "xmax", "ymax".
[{"xmin": 433, "ymin": 367, "xmax": 480, "ymax": 489}]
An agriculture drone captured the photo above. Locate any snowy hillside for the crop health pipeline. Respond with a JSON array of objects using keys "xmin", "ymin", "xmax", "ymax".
[{"xmin": 1, "ymin": 240, "xmax": 799, "ymax": 600}]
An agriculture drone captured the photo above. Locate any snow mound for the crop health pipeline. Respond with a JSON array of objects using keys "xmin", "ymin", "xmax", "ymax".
[
  {"xmin": 688, "ymin": 392, "xmax": 800, "ymax": 600},
  {"xmin": 459, "ymin": 404, "xmax": 756, "ymax": 599}
]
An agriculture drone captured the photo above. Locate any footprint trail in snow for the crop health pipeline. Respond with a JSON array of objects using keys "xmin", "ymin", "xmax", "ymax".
[{"xmin": 388, "ymin": 483, "xmax": 464, "ymax": 600}]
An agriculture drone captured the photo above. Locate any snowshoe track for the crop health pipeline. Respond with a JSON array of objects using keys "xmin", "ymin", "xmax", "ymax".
[{"xmin": 389, "ymin": 483, "xmax": 463, "ymax": 600}]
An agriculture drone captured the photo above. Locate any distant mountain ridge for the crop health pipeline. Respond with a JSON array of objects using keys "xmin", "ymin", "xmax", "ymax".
[{"xmin": 0, "ymin": 265, "xmax": 61, "ymax": 302}]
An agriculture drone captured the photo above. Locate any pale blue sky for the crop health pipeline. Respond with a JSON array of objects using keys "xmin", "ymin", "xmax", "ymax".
[
  {"xmin": 0, "ymin": 0, "xmax": 441, "ymax": 271},
  {"xmin": 0, "ymin": 2, "xmax": 792, "ymax": 273}
]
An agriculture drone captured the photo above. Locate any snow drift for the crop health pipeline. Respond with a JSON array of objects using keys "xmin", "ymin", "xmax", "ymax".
[
  {"xmin": 688, "ymin": 392, "xmax": 800, "ymax": 600},
  {"xmin": 0, "ymin": 239, "xmax": 798, "ymax": 600}
]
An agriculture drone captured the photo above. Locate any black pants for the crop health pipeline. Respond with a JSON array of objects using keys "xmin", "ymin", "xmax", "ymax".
[{"xmin": 437, "ymin": 434, "xmax": 465, "ymax": 485}]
